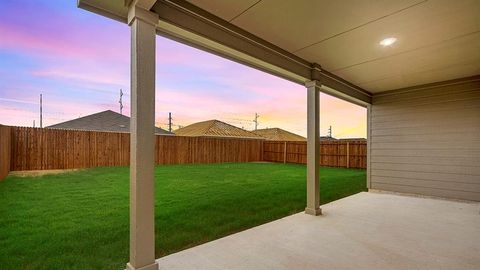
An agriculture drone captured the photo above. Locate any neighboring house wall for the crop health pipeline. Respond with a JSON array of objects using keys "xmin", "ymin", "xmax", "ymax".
[{"xmin": 369, "ymin": 77, "xmax": 480, "ymax": 201}]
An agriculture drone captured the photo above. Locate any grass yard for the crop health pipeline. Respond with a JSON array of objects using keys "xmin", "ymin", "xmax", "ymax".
[{"xmin": 0, "ymin": 163, "xmax": 366, "ymax": 270}]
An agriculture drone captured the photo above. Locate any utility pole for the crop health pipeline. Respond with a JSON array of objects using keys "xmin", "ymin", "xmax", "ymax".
[
  {"xmin": 119, "ymin": 89, "xmax": 124, "ymax": 115},
  {"xmin": 33, "ymin": 120, "xmax": 35, "ymax": 128},
  {"xmin": 168, "ymin": 112, "xmax": 173, "ymax": 132},
  {"xmin": 40, "ymin": 94, "xmax": 43, "ymax": 128},
  {"xmin": 253, "ymin": 113, "xmax": 260, "ymax": 130},
  {"xmin": 328, "ymin": 125, "xmax": 332, "ymax": 138}
]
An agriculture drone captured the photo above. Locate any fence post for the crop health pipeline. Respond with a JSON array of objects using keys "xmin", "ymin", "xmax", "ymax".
[
  {"xmin": 283, "ymin": 141, "xmax": 287, "ymax": 164},
  {"xmin": 337, "ymin": 142, "xmax": 340, "ymax": 167},
  {"xmin": 346, "ymin": 142, "xmax": 350, "ymax": 168}
]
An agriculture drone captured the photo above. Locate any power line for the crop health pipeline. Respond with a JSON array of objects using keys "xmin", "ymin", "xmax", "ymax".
[
  {"xmin": 224, "ymin": 119, "xmax": 252, "ymax": 125},
  {"xmin": 224, "ymin": 117, "xmax": 254, "ymax": 122}
]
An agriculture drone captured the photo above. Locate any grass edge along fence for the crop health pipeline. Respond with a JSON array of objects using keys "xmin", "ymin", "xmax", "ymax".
[{"xmin": 1, "ymin": 126, "xmax": 366, "ymax": 180}]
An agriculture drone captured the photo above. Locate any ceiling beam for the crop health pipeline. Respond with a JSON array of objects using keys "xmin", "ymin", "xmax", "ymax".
[
  {"xmin": 126, "ymin": 0, "xmax": 158, "ymax": 10},
  {"xmin": 77, "ymin": 0, "xmax": 128, "ymax": 23},
  {"xmin": 311, "ymin": 64, "xmax": 372, "ymax": 107},
  {"xmin": 153, "ymin": 1, "xmax": 311, "ymax": 80},
  {"xmin": 153, "ymin": 0, "xmax": 372, "ymax": 105}
]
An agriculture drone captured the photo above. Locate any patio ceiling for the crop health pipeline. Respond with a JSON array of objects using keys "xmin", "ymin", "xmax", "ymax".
[
  {"xmin": 187, "ymin": 0, "xmax": 480, "ymax": 93},
  {"xmin": 78, "ymin": 0, "xmax": 480, "ymax": 98}
]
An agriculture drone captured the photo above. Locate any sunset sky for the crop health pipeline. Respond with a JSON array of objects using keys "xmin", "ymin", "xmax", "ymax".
[{"xmin": 0, "ymin": 0, "xmax": 366, "ymax": 138}]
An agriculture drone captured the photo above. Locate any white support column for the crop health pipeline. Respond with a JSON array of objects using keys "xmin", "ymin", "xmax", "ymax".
[
  {"xmin": 305, "ymin": 80, "xmax": 322, "ymax": 216},
  {"xmin": 127, "ymin": 5, "xmax": 159, "ymax": 270}
]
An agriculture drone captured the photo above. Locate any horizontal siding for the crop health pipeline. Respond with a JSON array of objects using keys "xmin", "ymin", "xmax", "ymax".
[
  {"xmin": 371, "ymin": 155, "xmax": 479, "ymax": 167},
  {"xmin": 372, "ymin": 115, "xmax": 479, "ymax": 130},
  {"xmin": 371, "ymin": 162, "xmax": 480, "ymax": 176},
  {"xmin": 371, "ymin": 176, "xmax": 480, "ymax": 193},
  {"xmin": 372, "ymin": 169, "xmax": 479, "ymax": 184},
  {"xmin": 371, "ymin": 148, "xmax": 480, "ymax": 159},
  {"xmin": 372, "ymin": 90, "xmax": 480, "ymax": 111},
  {"xmin": 372, "ymin": 124, "xmax": 479, "ymax": 137},
  {"xmin": 371, "ymin": 183, "xmax": 480, "ymax": 201},
  {"xmin": 370, "ymin": 77, "xmax": 480, "ymax": 201},
  {"xmin": 373, "ymin": 81, "xmax": 480, "ymax": 104},
  {"xmin": 372, "ymin": 97, "xmax": 480, "ymax": 118},
  {"xmin": 371, "ymin": 131, "xmax": 480, "ymax": 143},
  {"xmin": 371, "ymin": 141, "xmax": 480, "ymax": 150},
  {"xmin": 372, "ymin": 105, "xmax": 480, "ymax": 124}
]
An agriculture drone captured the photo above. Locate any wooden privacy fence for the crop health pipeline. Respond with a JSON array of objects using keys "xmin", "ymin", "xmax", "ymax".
[
  {"xmin": 0, "ymin": 125, "xmax": 11, "ymax": 179},
  {"xmin": 0, "ymin": 126, "xmax": 366, "ymax": 178},
  {"xmin": 11, "ymin": 127, "xmax": 130, "ymax": 171},
  {"xmin": 9, "ymin": 127, "xmax": 264, "ymax": 171},
  {"xmin": 263, "ymin": 140, "xmax": 367, "ymax": 169}
]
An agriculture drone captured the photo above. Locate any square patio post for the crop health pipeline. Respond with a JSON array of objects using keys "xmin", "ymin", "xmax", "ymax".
[
  {"xmin": 127, "ymin": 5, "xmax": 159, "ymax": 270},
  {"xmin": 305, "ymin": 80, "xmax": 322, "ymax": 216}
]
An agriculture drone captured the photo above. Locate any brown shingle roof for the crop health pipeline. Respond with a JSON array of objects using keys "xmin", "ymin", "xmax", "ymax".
[
  {"xmin": 253, "ymin": 128, "xmax": 306, "ymax": 141},
  {"xmin": 174, "ymin": 120, "xmax": 263, "ymax": 139},
  {"xmin": 47, "ymin": 110, "xmax": 173, "ymax": 135}
]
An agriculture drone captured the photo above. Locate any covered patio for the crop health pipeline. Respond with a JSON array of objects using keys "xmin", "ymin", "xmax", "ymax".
[
  {"xmin": 77, "ymin": 0, "xmax": 480, "ymax": 269},
  {"xmin": 158, "ymin": 192, "xmax": 480, "ymax": 270}
]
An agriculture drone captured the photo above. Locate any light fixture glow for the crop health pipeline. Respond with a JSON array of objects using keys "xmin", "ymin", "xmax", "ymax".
[{"xmin": 380, "ymin": 37, "xmax": 397, "ymax": 47}]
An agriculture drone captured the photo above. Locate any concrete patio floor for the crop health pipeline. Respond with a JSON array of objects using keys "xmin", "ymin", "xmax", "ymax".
[{"xmin": 157, "ymin": 192, "xmax": 480, "ymax": 270}]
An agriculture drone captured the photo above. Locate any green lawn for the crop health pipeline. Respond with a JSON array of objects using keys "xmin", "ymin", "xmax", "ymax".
[{"xmin": 0, "ymin": 163, "xmax": 366, "ymax": 270}]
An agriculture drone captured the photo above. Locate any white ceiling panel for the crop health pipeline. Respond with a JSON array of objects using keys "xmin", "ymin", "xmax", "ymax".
[
  {"xmin": 184, "ymin": 0, "xmax": 480, "ymax": 92},
  {"xmin": 337, "ymin": 32, "xmax": 480, "ymax": 92},
  {"xmin": 296, "ymin": 0, "xmax": 480, "ymax": 72},
  {"xmin": 225, "ymin": 0, "xmax": 423, "ymax": 52}
]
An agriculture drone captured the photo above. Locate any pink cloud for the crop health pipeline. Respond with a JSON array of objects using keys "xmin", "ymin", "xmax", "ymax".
[
  {"xmin": 32, "ymin": 68, "xmax": 128, "ymax": 87},
  {"xmin": 0, "ymin": 20, "xmax": 129, "ymax": 64}
]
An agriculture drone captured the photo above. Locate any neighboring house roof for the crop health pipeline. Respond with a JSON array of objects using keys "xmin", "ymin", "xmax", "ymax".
[
  {"xmin": 174, "ymin": 119, "xmax": 263, "ymax": 139},
  {"xmin": 47, "ymin": 110, "xmax": 173, "ymax": 135},
  {"xmin": 253, "ymin": 128, "xmax": 306, "ymax": 141}
]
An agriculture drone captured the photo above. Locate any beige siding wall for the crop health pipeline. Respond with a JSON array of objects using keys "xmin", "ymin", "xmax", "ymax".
[{"xmin": 369, "ymin": 77, "xmax": 480, "ymax": 201}]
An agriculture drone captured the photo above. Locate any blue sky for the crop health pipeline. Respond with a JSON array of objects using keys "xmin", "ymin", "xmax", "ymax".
[{"xmin": 0, "ymin": 0, "xmax": 366, "ymax": 137}]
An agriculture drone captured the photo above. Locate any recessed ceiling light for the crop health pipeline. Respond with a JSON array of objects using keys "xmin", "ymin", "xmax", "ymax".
[{"xmin": 380, "ymin": 37, "xmax": 397, "ymax": 47}]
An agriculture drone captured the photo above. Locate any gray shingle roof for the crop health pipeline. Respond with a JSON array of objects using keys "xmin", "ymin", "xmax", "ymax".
[{"xmin": 47, "ymin": 110, "xmax": 173, "ymax": 135}]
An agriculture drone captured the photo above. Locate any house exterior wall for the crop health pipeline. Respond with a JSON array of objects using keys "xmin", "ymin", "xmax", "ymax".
[{"xmin": 369, "ymin": 76, "xmax": 480, "ymax": 201}]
